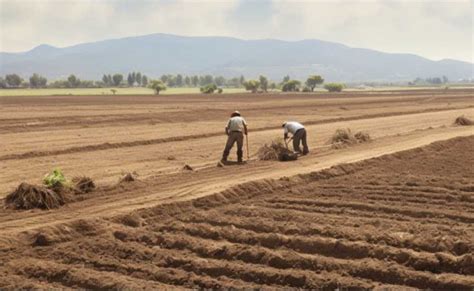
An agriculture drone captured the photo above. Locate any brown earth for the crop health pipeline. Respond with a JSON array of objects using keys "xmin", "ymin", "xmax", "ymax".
[
  {"xmin": 0, "ymin": 89, "xmax": 473, "ymax": 195},
  {"xmin": 0, "ymin": 89, "xmax": 473, "ymax": 288},
  {"xmin": 0, "ymin": 136, "xmax": 473, "ymax": 289}
]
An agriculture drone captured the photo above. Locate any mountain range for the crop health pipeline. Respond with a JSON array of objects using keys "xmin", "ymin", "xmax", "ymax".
[{"xmin": 1, "ymin": 33, "xmax": 472, "ymax": 82}]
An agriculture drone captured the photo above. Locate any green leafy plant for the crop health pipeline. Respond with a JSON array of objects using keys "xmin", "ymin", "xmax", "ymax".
[{"xmin": 43, "ymin": 168, "xmax": 70, "ymax": 188}]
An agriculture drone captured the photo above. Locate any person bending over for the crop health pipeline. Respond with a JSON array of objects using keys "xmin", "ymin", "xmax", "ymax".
[{"xmin": 282, "ymin": 121, "xmax": 309, "ymax": 155}]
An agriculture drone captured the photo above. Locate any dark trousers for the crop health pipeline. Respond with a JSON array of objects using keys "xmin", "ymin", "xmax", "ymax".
[
  {"xmin": 222, "ymin": 131, "xmax": 244, "ymax": 161},
  {"xmin": 293, "ymin": 128, "xmax": 309, "ymax": 154}
]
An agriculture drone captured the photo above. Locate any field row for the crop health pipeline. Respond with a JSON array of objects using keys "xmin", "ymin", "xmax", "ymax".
[{"xmin": 1, "ymin": 136, "xmax": 472, "ymax": 289}]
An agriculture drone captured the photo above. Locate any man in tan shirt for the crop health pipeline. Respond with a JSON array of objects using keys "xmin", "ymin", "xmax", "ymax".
[{"xmin": 221, "ymin": 111, "xmax": 248, "ymax": 163}]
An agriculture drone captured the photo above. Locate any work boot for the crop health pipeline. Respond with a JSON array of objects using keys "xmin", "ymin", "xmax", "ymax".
[{"xmin": 222, "ymin": 151, "xmax": 229, "ymax": 163}]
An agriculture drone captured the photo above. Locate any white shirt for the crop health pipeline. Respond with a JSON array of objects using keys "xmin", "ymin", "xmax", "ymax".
[
  {"xmin": 283, "ymin": 121, "xmax": 304, "ymax": 135},
  {"xmin": 226, "ymin": 116, "xmax": 247, "ymax": 132}
]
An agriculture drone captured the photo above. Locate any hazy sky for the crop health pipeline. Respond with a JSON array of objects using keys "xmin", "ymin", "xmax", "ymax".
[{"xmin": 1, "ymin": 0, "xmax": 472, "ymax": 62}]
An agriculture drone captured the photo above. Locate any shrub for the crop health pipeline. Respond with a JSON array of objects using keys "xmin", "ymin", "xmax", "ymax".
[
  {"xmin": 217, "ymin": 88, "xmax": 223, "ymax": 94},
  {"xmin": 281, "ymin": 80, "xmax": 301, "ymax": 92},
  {"xmin": 200, "ymin": 84, "xmax": 217, "ymax": 94},
  {"xmin": 243, "ymin": 80, "xmax": 260, "ymax": 93},
  {"xmin": 302, "ymin": 86, "xmax": 311, "ymax": 92},
  {"xmin": 148, "ymin": 80, "xmax": 167, "ymax": 95},
  {"xmin": 324, "ymin": 83, "xmax": 344, "ymax": 92}
]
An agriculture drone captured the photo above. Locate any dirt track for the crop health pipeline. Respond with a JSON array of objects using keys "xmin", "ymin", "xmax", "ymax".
[{"xmin": 1, "ymin": 136, "xmax": 473, "ymax": 289}]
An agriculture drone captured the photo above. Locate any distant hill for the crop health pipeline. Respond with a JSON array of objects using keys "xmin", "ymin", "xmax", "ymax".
[{"xmin": 1, "ymin": 33, "xmax": 472, "ymax": 82}]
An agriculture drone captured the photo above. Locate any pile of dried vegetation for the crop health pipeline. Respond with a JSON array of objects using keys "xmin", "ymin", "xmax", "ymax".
[
  {"xmin": 454, "ymin": 115, "xmax": 473, "ymax": 126},
  {"xmin": 4, "ymin": 168, "xmax": 97, "ymax": 210},
  {"xmin": 73, "ymin": 176, "xmax": 95, "ymax": 193},
  {"xmin": 331, "ymin": 128, "xmax": 371, "ymax": 148},
  {"xmin": 5, "ymin": 182, "xmax": 66, "ymax": 210},
  {"xmin": 257, "ymin": 139, "xmax": 298, "ymax": 161}
]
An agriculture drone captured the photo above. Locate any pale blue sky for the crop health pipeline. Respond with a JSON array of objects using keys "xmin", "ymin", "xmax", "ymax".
[{"xmin": 1, "ymin": 0, "xmax": 472, "ymax": 62}]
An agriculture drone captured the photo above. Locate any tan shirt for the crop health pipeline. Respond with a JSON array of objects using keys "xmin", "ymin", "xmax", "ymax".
[
  {"xmin": 226, "ymin": 116, "xmax": 247, "ymax": 132},
  {"xmin": 283, "ymin": 121, "xmax": 304, "ymax": 135}
]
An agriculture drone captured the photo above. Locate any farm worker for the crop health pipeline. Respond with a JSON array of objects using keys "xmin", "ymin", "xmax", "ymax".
[
  {"xmin": 282, "ymin": 121, "xmax": 309, "ymax": 155},
  {"xmin": 221, "ymin": 111, "xmax": 248, "ymax": 163}
]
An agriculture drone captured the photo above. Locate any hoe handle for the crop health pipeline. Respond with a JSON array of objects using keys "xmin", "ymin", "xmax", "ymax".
[
  {"xmin": 246, "ymin": 134, "xmax": 250, "ymax": 160},
  {"xmin": 285, "ymin": 136, "xmax": 293, "ymax": 149}
]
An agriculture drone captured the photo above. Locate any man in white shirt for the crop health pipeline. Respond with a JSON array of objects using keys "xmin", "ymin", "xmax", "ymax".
[
  {"xmin": 282, "ymin": 121, "xmax": 309, "ymax": 155},
  {"xmin": 222, "ymin": 111, "xmax": 248, "ymax": 163}
]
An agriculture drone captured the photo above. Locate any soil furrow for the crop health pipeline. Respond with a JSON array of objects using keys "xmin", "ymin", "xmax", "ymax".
[
  {"xmin": 171, "ymin": 211, "xmax": 473, "ymax": 255},
  {"xmin": 264, "ymin": 198, "xmax": 474, "ymax": 223}
]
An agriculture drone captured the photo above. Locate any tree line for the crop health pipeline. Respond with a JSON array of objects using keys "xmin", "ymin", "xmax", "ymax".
[
  {"xmin": 0, "ymin": 72, "xmax": 151, "ymax": 89},
  {"xmin": 409, "ymin": 76, "xmax": 449, "ymax": 86},
  {"xmin": 0, "ymin": 72, "xmax": 344, "ymax": 93},
  {"xmin": 149, "ymin": 74, "xmax": 343, "ymax": 94}
]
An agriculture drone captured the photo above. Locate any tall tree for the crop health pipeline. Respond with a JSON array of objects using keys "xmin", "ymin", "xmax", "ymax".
[
  {"xmin": 201, "ymin": 75, "xmax": 213, "ymax": 86},
  {"xmin": 112, "ymin": 74, "xmax": 123, "ymax": 86},
  {"xmin": 184, "ymin": 76, "xmax": 191, "ymax": 87},
  {"xmin": 29, "ymin": 73, "xmax": 47, "ymax": 88},
  {"xmin": 191, "ymin": 76, "xmax": 199, "ymax": 87},
  {"xmin": 160, "ymin": 74, "xmax": 169, "ymax": 84},
  {"xmin": 259, "ymin": 75, "xmax": 268, "ymax": 92},
  {"xmin": 141, "ymin": 75, "xmax": 148, "ymax": 87},
  {"xmin": 167, "ymin": 75, "xmax": 177, "ymax": 87},
  {"xmin": 282, "ymin": 75, "xmax": 290, "ymax": 83},
  {"xmin": 127, "ymin": 73, "xmax": 134, "ymax": 86},
  {"xmin": 102, "ymin": 74, "xmax": 110, "ymax": 86},
  {"xmin": 5, "ymin": 74, "xmax": 22, "ymax": 87},
  {"xmin": 305, "ymin": 75, "xmax": 324, "ymax": 91},
  {"xmin": 176, "ymin": 74, "xmax": 183, "ymax": 87},
  {"xmin": 239, "ymin": 75, "xmax": 245, "ymax": 87},
  {"xmin": 67, "ymin": 74, "xmax": 80, "ymax": 88},
  {"xmin": 136, "ymin": 72, "xmax": 142, "ymax": 86},
  {"xmin": 214, "ymin": 76, "xmax": 226, "ymax": 86}
]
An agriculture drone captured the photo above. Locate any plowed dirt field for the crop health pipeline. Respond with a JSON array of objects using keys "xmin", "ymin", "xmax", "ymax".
[
  {"xmin": 0, "ymin": 89, "xmax": 473, "ymax": 288},
  {"xmin": 1, "ymin": 136, "xmax": 473, "ymax": 289}
]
